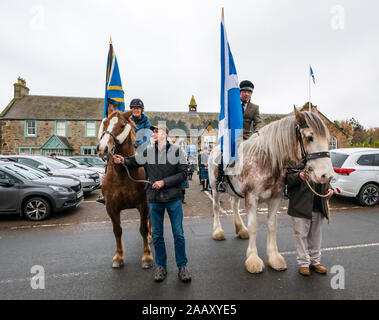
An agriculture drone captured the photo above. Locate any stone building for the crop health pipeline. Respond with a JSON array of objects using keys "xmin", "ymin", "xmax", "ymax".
[{"xmin": 0, "ymin": 78, "xmax": 348, "ymax": 156}]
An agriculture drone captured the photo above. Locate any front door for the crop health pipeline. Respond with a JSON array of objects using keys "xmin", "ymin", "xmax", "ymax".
[{"xmin": 0, "ymin": 170, "xmax": 20, "ymax": 213}]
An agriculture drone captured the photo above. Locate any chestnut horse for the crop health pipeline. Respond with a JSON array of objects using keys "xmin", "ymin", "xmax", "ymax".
[
  {"xmin": 208, "ymin": 106, "xmax": 334, "ymax": 273},
  {"xmin": 97, "ymin": 110, "xmax": 154, "ymax": 269}
]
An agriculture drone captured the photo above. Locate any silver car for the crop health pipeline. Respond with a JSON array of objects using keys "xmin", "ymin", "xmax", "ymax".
[
  {"xmin": 330, "ymin": 148, "xmax": 379, "ymax": 206},
  {"xmin": 56, "ymin": 156, "xmax": 105, "ymax": 186},
  {"xmin": 0, "ymin": 155, "xmax": 100, "ymax": 195}
]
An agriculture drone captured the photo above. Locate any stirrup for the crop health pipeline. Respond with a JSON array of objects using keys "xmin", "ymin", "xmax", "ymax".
[{"xmin": 216, "ymin": 181, "xmax": 226, "ymax": 193}]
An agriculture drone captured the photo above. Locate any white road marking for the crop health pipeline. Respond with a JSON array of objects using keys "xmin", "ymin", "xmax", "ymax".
[
  {"xmin": 280, "ymin": 242, "xmax": 379, "ymax": 256},
  {"xmin": 1, "ymin": 242, "xmax": 378, "ymax": 285},
  {"xmin": 0, "ymin": 271, "xmax": 99, "ymax": 285}
]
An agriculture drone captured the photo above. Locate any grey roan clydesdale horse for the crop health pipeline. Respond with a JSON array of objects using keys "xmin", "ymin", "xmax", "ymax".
[{"xmin": 208, "ymin": 106, "xmax": 334, "ymax": 273}]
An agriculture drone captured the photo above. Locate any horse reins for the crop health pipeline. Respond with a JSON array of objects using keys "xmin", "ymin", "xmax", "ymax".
[
  {"xmin": 296, "ymin": 124, "xmax": 332, "ymax": 223},
  {"xmin": 101, "ymin": 120, "xmax": 152, "ymax": 186}
]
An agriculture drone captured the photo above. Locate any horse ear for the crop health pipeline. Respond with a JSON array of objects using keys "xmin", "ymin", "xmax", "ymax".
[
  {"xmin": 122, "ymin": 110, "xmax": 133, "ymax": 119},
  {"xmin": 107, "ymin": 104, "xmax": 115, "ymax": 117},
  {"xmin": 311, "ymin": 105, "xmax": 319, "ymax": 116},
  {"xmin": 294, "ymin": 105, "xmax": 306, "ymax": 127}
]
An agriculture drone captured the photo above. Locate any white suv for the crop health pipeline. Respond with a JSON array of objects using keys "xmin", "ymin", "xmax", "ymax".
[{"xmin": 330, "ymin": 148, "xmax": 379, "ymax": 206}]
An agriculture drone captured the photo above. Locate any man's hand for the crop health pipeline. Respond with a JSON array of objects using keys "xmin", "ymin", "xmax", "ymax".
[
  {"xmin": 152, "ymin": 180, "xmax": 165, "ymax": 190},
  {"xmin": 327, "ymin": 189, "xmax": 334, "ymax": 197},
  {"xmin": 113, "ymin": 154, "xmax": 124, "ymax": 164},
  {"xmin": 299, "ymin": 172, "xmax": 306, "ymax": 181}
]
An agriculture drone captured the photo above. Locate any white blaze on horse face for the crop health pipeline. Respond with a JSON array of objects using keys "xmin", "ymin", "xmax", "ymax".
[
  {"xmin": 305, "ymin": 130, "xmax": 334, "ymax": 184},
  {"xmin": 98, "ymin": 118, "xmax": 105, "ymax": 140},
  {"xmin": 98, "ymin": 117, "xmax": 118, "ymax": 153},
  {"xmin": 116, "ymin": 123, "xmax": 132, "ymax": 145}
]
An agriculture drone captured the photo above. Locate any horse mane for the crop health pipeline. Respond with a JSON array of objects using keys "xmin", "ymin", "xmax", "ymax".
[{"xmin": 241, "ymin": 111, "xmax": 329, "ymax": 177}]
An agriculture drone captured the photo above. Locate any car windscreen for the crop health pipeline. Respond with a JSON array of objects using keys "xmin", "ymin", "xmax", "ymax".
[
  {"xmin": 86, "ymin": 157, "xmax": 106, "ymax": 166},
  {"xmin": 330, "ymin": 152, "xmax": 349, "ymax": 168},
  {"xmin": 3, "ymin": 163, "xmax": 49, "ymax": 180},
  {"xmin": 37, "ymin": 157, "xmax": 71, "ymax": 169},
  {"xmin": 69, "ymin": 158, "xmax": 91, "ymax": 167},
  {"xmin": 55, "ymin": 158, "xmax": 76, "ymax": 168}
]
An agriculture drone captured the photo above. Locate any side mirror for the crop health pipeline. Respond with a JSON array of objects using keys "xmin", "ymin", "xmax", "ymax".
[
  {"xmin": 0, "ymin": 178, "xmax": 14, "ymax": 187},
  {"xmin": 38, "ymin": 165, "xmax": 50, "ymax": 172}
]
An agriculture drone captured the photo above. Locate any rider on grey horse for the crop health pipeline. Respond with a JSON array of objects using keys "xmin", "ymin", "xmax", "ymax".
[{"xmin": 216, "ymin": 80, "xmax": 263, "ymax": 192}]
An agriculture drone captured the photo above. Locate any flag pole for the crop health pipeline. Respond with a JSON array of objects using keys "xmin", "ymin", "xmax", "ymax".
[{"xmin": 308, "ymin": 65, "xmax": 311, "ymax": 112}]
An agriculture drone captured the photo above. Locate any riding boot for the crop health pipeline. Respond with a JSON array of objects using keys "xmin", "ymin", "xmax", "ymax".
[
  {"xmin": 216, "ymin": 162, "xmax": 226, "ymax": 193},
  {"xmin": 96, "ymin": 195, "xmax": 106, "ymax": 204}
]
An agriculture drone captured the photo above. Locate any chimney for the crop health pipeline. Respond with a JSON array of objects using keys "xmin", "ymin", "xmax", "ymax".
[{"xmin": 14, "ymin": 77, "xmax": 30, "ymax": 99}]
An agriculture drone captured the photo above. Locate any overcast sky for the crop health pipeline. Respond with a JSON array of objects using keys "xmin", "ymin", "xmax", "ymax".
[{"xmin": 0, "ymin": 0, "xmax": 378, "ymax": 128}]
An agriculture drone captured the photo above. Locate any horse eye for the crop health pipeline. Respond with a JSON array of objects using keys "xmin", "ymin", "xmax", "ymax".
[
  {"xmin": 121, "ymin": 125, "xmax": 125, "ymax": 129},
  {"xmin": 307, "ymin": 136, "xmax": 314, "ymax": 142}
]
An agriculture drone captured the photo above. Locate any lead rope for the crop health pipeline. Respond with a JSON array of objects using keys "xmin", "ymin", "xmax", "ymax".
[
  {"xmin": 109, "ymin": 149, "xmax": 152, "ymax": 185},
  {"xmin": 303, "ymin": 167, "xmax": 331, "ymax": 224}
]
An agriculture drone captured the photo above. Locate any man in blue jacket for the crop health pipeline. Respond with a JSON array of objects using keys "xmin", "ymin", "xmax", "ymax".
[{"xmin": 113, "ymin": 124, "xmax": 191, "ymax": 283}]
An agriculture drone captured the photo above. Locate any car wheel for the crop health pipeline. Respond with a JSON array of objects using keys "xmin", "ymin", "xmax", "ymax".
[
  {"xmin": 358, "ymin": 184, "xmax": 379, "ymax": 206},
  {"xmin": 23, "ymin": 197, "xmax": 51, "ymax": 221}
]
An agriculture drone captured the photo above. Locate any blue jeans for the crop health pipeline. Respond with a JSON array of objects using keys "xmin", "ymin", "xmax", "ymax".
[{"xmin": 149, "ymin": 200, "xmax": 188, "ymax": 269}]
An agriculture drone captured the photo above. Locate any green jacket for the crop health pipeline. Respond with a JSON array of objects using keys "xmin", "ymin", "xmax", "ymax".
[
  {"xmin": 243, "ymin": 102, "xmax": 263, "ymax": 140},
  {"xmin": 285, "ymin": 165, "xmax": 331, "ymax": 220}
]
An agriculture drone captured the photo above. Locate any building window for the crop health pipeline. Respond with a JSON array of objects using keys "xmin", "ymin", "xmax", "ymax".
[
  {"xmin": 55, "ymin": 120, "xmax": 66, "ymax": 137},
  {"xmin": 19, "ymin": 147, "xmax": 41, "ymax": 155},
  {"xmin": 44, "ymin": 149, "xmax": 65, "ymax": 156},
  {"xmin": 85, "ymin": 121, "xmax": 96, "ymax": 137},
  {"xmin": 25, "ymin": 120, "xmax": 37, "ymax": 137},
  {"xmin": 80, "ymin": 146, "xmax": 97, "ymax": 155},
  {"xmin": 329, "ymin": 136, "xmax": 338, "ymax": 150}
]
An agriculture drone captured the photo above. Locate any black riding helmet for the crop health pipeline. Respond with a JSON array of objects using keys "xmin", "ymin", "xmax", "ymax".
[
  {"xmin": 240, "ymin": 80, "xmax": 254, "ymax": 93},
  {"xmin": 129, "ymin": 98, "xmax": 144, "ymax": 109}
]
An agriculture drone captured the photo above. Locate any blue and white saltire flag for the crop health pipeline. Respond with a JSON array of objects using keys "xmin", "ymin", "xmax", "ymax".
[
  {"xmin": 218, "ymin": 10, "xmax": 243, "ymax": 169},
  {"xmin": 103, "ymin": 40, "xmax": 125, "ymax": 118},
  {"xmin": 310, "ymin": 65, "xmax": 315, "ymax": 84}
]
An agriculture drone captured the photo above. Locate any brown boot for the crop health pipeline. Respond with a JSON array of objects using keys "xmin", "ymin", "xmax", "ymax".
[
  {"xmin": 299, "ymin": 267, "xmax": 311, "ymax": 276},
  {"xmin": 310, "ymin": 264, "xmax": 327, "ymax": 274}
]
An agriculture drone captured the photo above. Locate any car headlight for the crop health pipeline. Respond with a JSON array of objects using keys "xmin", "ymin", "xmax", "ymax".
[
  {"xmin": 49, "ymin": 185, "xmax": 70, "ymax": 193},
  {"xmin": 78, "ymin": 174, "xmax": 91, "ymax": 179}
]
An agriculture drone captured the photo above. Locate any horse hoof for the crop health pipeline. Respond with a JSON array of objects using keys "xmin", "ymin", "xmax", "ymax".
[
  {"xmin": 112, "ymin": 260, "xmax": 124, "ymax": 268},
  {"xmin": 245, "ymin": 255, "xmax": 264, "ymax": 274},
  {"xmin": 268, "ymin": 254, "xmax": 287, "ymax": 271},
  {"xmin": 142, "ymin": 261, "xmax": 153, "ymax": 269},
  {"xmin": 237, "ymin": 228, "xmax": 249, "ymax": 239},
  {"xmin": 212, "ymin": 229, "xmax": 226, "ymax": 241}
]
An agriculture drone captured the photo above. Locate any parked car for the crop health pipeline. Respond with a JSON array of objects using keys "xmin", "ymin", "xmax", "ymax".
[
  {"xmin": 0, "ymin": 160, "xmax": 83, "ymax": 221},
  {"xmin": 330, "ymin": 148, "xmax": 379, "ymax": 206},
  {"xmin": 0, "ymin": 155, "xmax": 100, "ymax": 195},
  {"xmin": 70, "ymin": 155, "xmax": 106, "ymax": 168},
  {"xmin": 55, "ymin": 156, "xmax": 105, "ymax": 186}
]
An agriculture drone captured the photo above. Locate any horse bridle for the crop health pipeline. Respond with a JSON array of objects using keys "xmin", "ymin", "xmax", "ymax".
[
  {"xmin": 100, "ymin": 114, "xmax": 131, "ymax": 148},
  {"xmin": 295, "ymin": 123, "xmax": 330, "ymax": 165},
  {"xmin": 100, "ymin": 119, "xmax": 152, "ymax": 186}
]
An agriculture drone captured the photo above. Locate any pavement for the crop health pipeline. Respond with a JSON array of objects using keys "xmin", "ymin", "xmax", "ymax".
[{"xmin": 0, "ymin": 179, "xmax": 378, "ymax": 300}]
